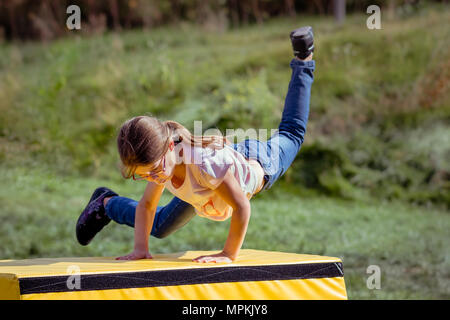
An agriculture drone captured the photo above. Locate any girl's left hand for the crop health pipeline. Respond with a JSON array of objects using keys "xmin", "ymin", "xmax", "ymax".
[{"xmin": 193, "ymin": 251, "xmax": 234, "ymax": 263}]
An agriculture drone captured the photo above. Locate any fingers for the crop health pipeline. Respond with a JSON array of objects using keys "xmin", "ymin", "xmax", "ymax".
[
  {"xmin": 115, "ymin": 253, "xmax": 153, "ymax": 260},
  {"xmin": 192, "ymin": 255, "xmax": 223, "ymax": 263},
  {"xmin": 116, "ymin": 254, "xmax": 133, "ymax": 260},
  {"xmin": 193, "ymin": 255, "xmax": 210, "ymax": 263},
  {"xmin": 117, "ymin": 253, "xmax": 228, "ymax": 263}
]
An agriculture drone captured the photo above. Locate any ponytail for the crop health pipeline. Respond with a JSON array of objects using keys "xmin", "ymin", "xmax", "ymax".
[
  {"xmin": 164, "ymin": 120, "xmax": 230, "ymax": 149},
  {"xmin": 117, "ymin": 116, "xmax": 230, "ymax": 179}
]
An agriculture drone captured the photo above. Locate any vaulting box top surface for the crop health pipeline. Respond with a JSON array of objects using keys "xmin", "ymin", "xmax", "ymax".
[{"xmin": 0, "ymin": 249, "xmax": 342, "ymax": 278}]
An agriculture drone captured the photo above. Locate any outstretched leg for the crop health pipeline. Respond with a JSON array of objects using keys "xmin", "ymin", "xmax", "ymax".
[
  {"xmin": 105, "ymin": 196, "xmax": 196, "ymax": 238},
  {"xmin": 233, "ymin": 57, "xmax": 315, "ymax": 191},
  {"xmin": 263, "ymin": 57, "xmax": 315, "ymax": 189},
  {"xmin": 76, "ymin": 186, "xmax": 196, "ymax": 246},
  {"xmin": 233, "ymin": 26, "xmax": 315, "ymax": 191}
]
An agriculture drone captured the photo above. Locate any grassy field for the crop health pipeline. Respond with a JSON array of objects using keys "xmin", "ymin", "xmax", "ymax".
[
  {"xmin": 0, "ymin": 5, "xmax": 449, "ymax": 299},
  {"xmin": 1, "ymin": 166, "xmax": 448, "ymax": 299}
]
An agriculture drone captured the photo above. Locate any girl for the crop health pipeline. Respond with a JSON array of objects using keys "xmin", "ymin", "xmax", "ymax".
[{"xmin": 76, "ymin": 26, "xmax": 315, "ymax": 263}]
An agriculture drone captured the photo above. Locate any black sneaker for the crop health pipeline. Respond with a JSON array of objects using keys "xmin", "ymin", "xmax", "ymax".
[
  {"xmin": 290, "ymin": 26, "xmax": 314, "ymax": 59},
  {"xmin": 76, "ymin": 187, "xmax": 118, "ymax": 246}
]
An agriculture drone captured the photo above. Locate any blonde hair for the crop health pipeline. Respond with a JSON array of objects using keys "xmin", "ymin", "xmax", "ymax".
[{"xmin": 117, "ymin": 116, "xmax": 229, "ymax": 178}]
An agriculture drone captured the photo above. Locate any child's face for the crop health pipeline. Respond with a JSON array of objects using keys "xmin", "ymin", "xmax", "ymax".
[
  {"xmin": 134, "ymin": 157, "xmax": 168, "ymax": 184},
  {"xmin": 134, "ymin": 141, "xmax": 177, "ymax": 185}
]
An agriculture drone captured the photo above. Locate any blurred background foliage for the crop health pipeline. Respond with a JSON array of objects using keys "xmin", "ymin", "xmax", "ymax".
[
  {"xmin": 0, "ymin": 0, "xmax": 447, "ymax": 41},
  {"xmin": 0, "ymin": 0, "xmax": 448, "ymax": 208}
]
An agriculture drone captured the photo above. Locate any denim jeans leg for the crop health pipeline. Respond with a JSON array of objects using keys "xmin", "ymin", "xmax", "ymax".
[
  {"xmin": 278, "ymin": 59, "xmax": 315, "ymax": 149},
  {"xmin": 233, "ymin": 59, "xmax": 315, "ymax": 191},
  {"xmin": 104, "ymin": 196, "xmax": 137, "ymax": 228},
  {"xmin": 263, "ymin": 59, "xmax": 315, "ymax": 190},
  {"xmin": 105, "ymin": 196, "xmax": 196, "ymax": 238},
  {"xmin": 151, "ymin": 197, "xmax": 196, "ymax": 238}
]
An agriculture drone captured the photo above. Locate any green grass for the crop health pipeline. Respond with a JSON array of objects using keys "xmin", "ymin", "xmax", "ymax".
[
  {"xmin": 0, "ymin": 5, "xmax": 449, "ymax": 299},
  {"xmin": 0, "ymin": 166, "xmax": 449, "ymax": 299},
  {"xmin": 1, "ymin": 7, "xmax": 449, "ymax": 205}
]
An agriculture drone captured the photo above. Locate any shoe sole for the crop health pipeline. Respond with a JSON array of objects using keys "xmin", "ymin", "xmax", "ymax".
[{"xmin": 76, "ymin": 187, "xmax": 115, "ymax": 246}]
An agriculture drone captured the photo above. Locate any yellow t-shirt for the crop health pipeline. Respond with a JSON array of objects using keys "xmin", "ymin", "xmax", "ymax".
[{"xmin": 164, "ymin": 141, "xmax": 263, "ymax": 221}]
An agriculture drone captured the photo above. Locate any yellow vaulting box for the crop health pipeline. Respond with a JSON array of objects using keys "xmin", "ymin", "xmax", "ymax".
[{"xmin": 0, "ymin": 249, "xmax": 347, "ymax": 300}]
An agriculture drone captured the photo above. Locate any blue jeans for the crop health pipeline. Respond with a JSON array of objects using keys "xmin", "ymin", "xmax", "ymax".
[{"xmin": 105, "ymin": 59, "xmax": 315, "ymax": 238}]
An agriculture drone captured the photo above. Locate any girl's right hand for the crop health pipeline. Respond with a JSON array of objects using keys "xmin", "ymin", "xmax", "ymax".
[{"xmin": 116, "ymin": 249, "xmax": 153, "ymax": 260}]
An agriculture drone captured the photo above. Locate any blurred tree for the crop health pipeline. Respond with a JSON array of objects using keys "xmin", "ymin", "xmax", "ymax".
[
  {"xmin": 285, "ymin": 0, "xmax": 296, "ymax": 17},
  {"xmin": 333, "ymin": 0, "xmax": 346, "ymax": 23},
  {"xmin": 251, "ymin": 0, "xmax": 263, "ymax": 24},
  {"xmin": 312, "ymin": 0, "xmax": 327, "ymax": 15},
  {"xmin": 108, "ymin": 0, "xmax": 120, "ymax": 29}
]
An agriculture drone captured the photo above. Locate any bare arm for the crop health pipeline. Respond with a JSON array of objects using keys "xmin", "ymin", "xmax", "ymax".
[
  {"xmin": 116, "ymin": 181, "xmax": 164, "ymax": 260},
  {"xmin": 193, "ymin": 169, "xmax": 251, "ymax": 263}
]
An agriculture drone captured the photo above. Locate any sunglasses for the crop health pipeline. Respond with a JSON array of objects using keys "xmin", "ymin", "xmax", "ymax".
[{"xmin": 132, "ymin": 156, "xmax": 166, "ymax": 181}]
